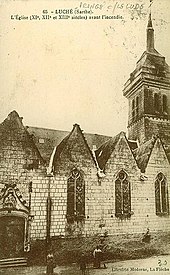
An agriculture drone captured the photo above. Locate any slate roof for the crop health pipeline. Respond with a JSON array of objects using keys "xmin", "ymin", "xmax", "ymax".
[
  {"xmin": 95, "ymin": 132, "xmax": 139, "ymax": 170},
  {"xmin": 165, "ymin": 145, "xmax": 170, "ymax": 164},
  {"xmin": 135, "ymin": 13, "xmax": 170, "ymax": 77},
  {"xmin": 95, "ymin": 132, "xmax": 124, "ymax": 170},
  {"xmin": 27, "ymin": 126, "xmax": 111, "ymax": 164},
  {"xmin": 1, "ymin": 112, "xmax": 169, "ymax": 171},
  {"xmin": 133, "ymin": 138, "xmax": 170, "ymax": 171},
  {"xmin": 133, "ymin": 138, "xmax": 156, "ymax": 173},
  {"xmin": 127, "ymin": 140, "xmax": 138, "ymax": 151},
  {"xmin": 27, "ymin": 126, "xmax": 68, "ymax": 163},
  {"xmin": 138, "ymin": 50, "xmax": 169, "ymax": 72}
]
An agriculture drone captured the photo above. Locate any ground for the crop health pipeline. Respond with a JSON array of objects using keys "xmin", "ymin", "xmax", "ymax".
[
  {"xmin": 0, "ymin": 255, "xmax": 170, "ymax": 275},
  {"xmin": 1, "ymin": 233, "xmax": 170, "ymax": 275},
  {"xmin": 29, "ymin": 232, "xmax": 170, "ymax": 266}
]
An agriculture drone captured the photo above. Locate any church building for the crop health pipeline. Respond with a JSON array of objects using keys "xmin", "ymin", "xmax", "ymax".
[{"xmin": 0, "ymin": 12, "xmax": 170, "ymax": 264}]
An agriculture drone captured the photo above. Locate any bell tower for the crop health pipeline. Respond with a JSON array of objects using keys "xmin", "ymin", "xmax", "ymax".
[{"xmin": 123, "ymin": 11, "xmax": 170, "ymax": 145}]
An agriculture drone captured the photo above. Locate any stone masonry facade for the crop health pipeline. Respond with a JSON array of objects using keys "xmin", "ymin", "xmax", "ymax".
[{"xmin": 0, "ymin": 12, "xmax": 170, "ymax": 260}]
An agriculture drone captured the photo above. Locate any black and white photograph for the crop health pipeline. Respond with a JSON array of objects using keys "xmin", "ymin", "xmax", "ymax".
[{"xmin": 0, "ymin": 0, "xmax": 170, "ymax": 274}]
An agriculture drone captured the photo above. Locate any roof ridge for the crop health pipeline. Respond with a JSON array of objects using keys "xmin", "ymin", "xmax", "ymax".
[{"xmin": 27, "ymin": 125, "xmax": 69, "ymax": 133}]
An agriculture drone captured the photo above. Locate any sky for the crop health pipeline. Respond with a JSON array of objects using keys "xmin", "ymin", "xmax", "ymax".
[{"xmin": 0, "ymin": 0, "xmax": 170, "ymax": 136}]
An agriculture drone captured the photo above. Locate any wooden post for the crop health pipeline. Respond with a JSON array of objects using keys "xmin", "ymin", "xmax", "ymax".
[
  {"xmin": 29, "ymin": 181, "xmax": 32, "ymax": 211},
  {"xmin": 25, "ymin": 181, "xmax": 32, "ymax": 252},
  {"xmin": 46, "ymin": 174, "xmax": 52, "ymax": 252}
]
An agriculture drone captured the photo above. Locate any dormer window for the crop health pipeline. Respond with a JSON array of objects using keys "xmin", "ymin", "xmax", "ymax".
[{"xmin": 39, "ymin": 138, "xmax": 45, "ymax": 144}]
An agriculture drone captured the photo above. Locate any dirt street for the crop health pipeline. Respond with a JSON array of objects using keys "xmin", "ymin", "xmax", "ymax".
[{"xmin": 0, "ymin": 255, "xmax": 170, "ymax": 275}]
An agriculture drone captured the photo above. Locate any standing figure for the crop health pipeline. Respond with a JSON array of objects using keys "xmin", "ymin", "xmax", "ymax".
[
  {"xmin": 142, "ymin": 228, "xmax": 151, "ymax": 243},
  {"xmin": 79, "ymin": 253, "xmax": 86, "ymax": 275},
  {"xmin": 93, "ymin": 246, "xmax": 102, "ymax": 268},
  {"xmin": 46, "ymin": 250, "xmax": 54, "ymax": 275}
]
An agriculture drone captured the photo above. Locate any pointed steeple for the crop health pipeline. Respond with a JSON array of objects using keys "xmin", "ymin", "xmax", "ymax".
[
  {"xmin": 147, "ymin": 12, "xmax": 153, "ymax": 28},
  {"xmin": 147, "ymin": 11, "xmax": 154, "ymax": 52},
  {"xmin": 123, "ymin": 1, "xmax": 170, "ymax": 145}
]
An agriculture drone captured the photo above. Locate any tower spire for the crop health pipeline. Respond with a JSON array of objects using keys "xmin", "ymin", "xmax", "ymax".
[{"xmin": 147, "ymin": 1, "xmax": 154, "ymax": 52}]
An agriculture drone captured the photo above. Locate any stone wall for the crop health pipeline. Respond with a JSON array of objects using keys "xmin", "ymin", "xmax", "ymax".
[
  {"xmin": 85, "ymin": 135, "xmax": 170, "ymax": 235},
  {"xmin": 144, "ymin": 139, "xmax": 170, "ymax": 232},
  {"xmin": 34, "ymin": 133, "xmax": 170, "ymax": 238},
  {"xmin": 128, "ymin": 117, "xmax": 146, "ymax": 144},
  {"xmin": 128, "ymin": 85, "xmax": 170, "ymax": 144},
  {"xmin": 51, "ymin": 124, "xmax": 100, "ymax": 237},
  {"xmin": 145, "ymin": 117, "xmax": 170, "ymax": 144},
  {"xmin": 0, "ymin": 112, "xmax": 169, "ymax": 243},
  {"xmin": 30, "ymin": 174, "xmax": 48, "ymax": 240},
  {"xmin": 0, "ymin": 111, "xmax": 49, "ymax": 241},
  {"xmin": 96, "ymin": 133, "xmax": 142, "ymax": 235}
]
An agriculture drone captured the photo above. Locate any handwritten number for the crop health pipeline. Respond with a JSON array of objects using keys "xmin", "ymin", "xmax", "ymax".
[
  {"xmin": 158, "ymin": 259, "xmax": 168, "ymax": 266},
  {"xmin": 158, "ymin": 259, "xmax": 161, "ymax": 266}
]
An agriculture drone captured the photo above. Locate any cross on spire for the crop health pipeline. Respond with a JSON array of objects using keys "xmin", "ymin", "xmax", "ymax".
[{"xmin": 149, "ymin": 0, "xmax": 154, "ymax": 8}]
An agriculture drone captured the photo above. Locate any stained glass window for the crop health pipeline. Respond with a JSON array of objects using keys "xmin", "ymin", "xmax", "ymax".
[
  {"xmin": 67, "ymin": 168, "xmax": 85, "ymax": 222},
  {"xmin": 155, "ymin": 173, "xmax": 169, "ymax": 215},
  {"xmin": 115, "ymin": 170, "xmax": 131, "ymax": 219}
]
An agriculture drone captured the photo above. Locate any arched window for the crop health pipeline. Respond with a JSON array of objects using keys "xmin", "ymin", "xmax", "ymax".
[
  {"xmin": 163, "ymin": 95, "xmax": 167, "ymax": 113},
  {"xmin": 67, "ymin": 168, "xmax": 85, "ymax": 222},
  {"xmin": 154, "ymin": 93, "xmax": 159, "ymax": 112},
  {"xmin": 132, "ymin": 96, "xmax": 139, "ymax": 121},
  {"xmin": 155, "ymin": 173, "xmax": 169, "ymax": 215},
  {"xmin": 115, "ymin": 170, "xmax": 131, "ymax": 219}
]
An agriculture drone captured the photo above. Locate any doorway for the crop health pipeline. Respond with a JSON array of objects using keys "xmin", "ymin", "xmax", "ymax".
[{"xmin": 0, "ymin": 216, "xmax": 25, "ymax": 259}]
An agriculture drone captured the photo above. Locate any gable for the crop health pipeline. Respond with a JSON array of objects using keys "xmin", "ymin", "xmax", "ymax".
[
  {"xmin": 105, "ymin": 132, "xmax": 138, "ymax": 172},
  {"xmin": 146, "ymin": 138, "xmax": 170, "ymax": 172},
  {"xmin": 95, "ymin": 132, "xmax": 121, "ymax": 170},
  {"xmin": 53, "ymin": 124, "xmax": 97, "ymax": 174},
  {"xmin": 0, "ymin": 111, "xmax": 44, "ymax": 170},
  {"xmin": 95, "ymin": 132, "xmax": 138, "ymax": 172}
]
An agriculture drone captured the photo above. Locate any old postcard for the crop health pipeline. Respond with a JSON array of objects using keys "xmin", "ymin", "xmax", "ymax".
[{"xmin": 0, "ymin": 0, "xmax": 170, "ymax": 274}]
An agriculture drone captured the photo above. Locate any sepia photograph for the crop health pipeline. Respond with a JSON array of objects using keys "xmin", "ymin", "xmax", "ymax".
[{"xmin": 0, "ymin": 0, "xmax": 170, "ymax": 274}]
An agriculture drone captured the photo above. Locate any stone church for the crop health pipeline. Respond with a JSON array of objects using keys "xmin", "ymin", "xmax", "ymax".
[{"xmin": 0, "ymin": 13, "xmax": 170, "ymax": 263}]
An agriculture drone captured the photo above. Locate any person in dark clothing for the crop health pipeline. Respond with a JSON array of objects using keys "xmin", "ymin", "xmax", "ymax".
[
  {"xmin": 46, "ymin": 250, "xmax": 54, "ymax": 275},
  {"xmin": 142, "ymin": 228, "xmax": 151, "ymax": 243},
  {"xmin": 79, "ymin": 253, "xmax": 86, "ymax": 275},
  {"xmin": 93, "ymin": 246, "xmax": 102, "ymax": 268}
]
